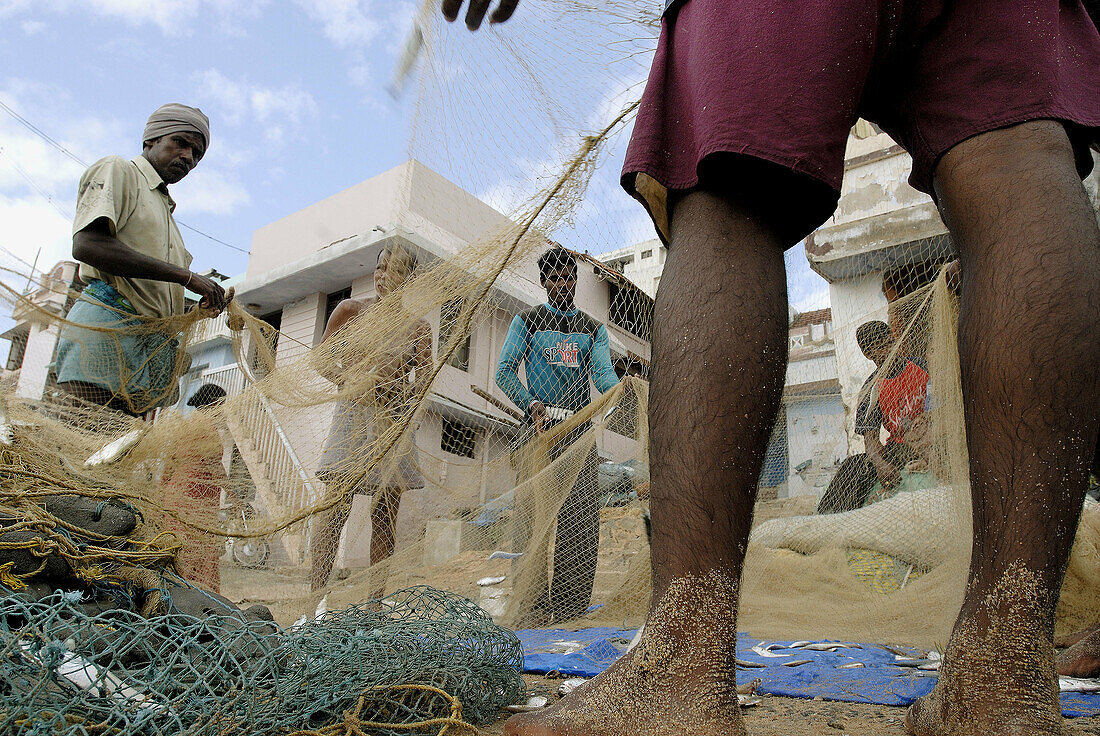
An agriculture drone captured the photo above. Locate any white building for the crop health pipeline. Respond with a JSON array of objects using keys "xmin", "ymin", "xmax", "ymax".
[
  {"xmin": 1, "ymin": 260, "xmax": 81, "ymax": 401},
  {"xmin": 776, "ymin": 308, "xmax": 846, "ymax": 498},
  {"xmin": 597, "ymin": 238, "xmax": 666, "ymax": 298},
  {"xmin": 222, "ymin": 160, "xmax": 653, "ymax": 567},
  {"xmin": 807, "ymin": 124, "xmax": 1100, "ymax": 449}
]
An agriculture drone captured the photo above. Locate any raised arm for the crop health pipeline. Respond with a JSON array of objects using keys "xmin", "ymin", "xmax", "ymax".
[
  {"xmin": 320, "ymin": 299, "xmax": 366, "ymax": 344},
  {"xmin": 495, "ymin": 314, "xmax": 535, "ymax": 412},
  {"xmin": 590, "ymin": 324, "xmax": 621, "ymax": 394}
]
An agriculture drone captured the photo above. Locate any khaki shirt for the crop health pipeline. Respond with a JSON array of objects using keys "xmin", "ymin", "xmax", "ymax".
[{"xmin": 73, "ymin": 155, "xmax": 192, "ymax": 319}]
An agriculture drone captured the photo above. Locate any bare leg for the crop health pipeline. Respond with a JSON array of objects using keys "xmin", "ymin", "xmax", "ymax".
[
  {"xmin": 506, "ymin": 186, "xmax": 790, "ymax": 736},
  {"xmin": 309, "ymin": 497, "xmax": 352, "ymax": 592},
  {"xmin": 906, "ymin": 120, "xmax": 1100, "ymax": 735},
  {"xmin": 1057, "ymin": 625, "xmax": 1100, "ymax": 678},
  {"xmin": 368, "ymin": 488, "xmax": 402, "ymax": 599}
]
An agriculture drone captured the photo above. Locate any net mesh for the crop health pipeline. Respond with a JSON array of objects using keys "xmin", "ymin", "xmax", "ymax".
[{"xmin": 1, "ymin": 1, "xmax": 1099, "ymax": 731}]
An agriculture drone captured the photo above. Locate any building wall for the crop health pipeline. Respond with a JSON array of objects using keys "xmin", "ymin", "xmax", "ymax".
[
  {"xmin": 784, "ymin": 396, "xmax": 848, "ymax": 498},
  {"xmin": 597, "ymin": 238, "xmax": 666, "ymax": 298},
  {"xmin": 247, "ymin": 165, "xmax": 408, "ymax": 279},
  {"xmin": 248, "ymin": 160, "xmax": 514, "ymax": 279},
  {"xmin": 786, "ymin": 352, "xmax": 837, "ymax": 387},
  {"xmin": 15, "ymin": 322, "xmax": 60, "ymax": 400},
  {"xmin": 828, "ymin": 273, "xmax": 889, "ymax": 448}
]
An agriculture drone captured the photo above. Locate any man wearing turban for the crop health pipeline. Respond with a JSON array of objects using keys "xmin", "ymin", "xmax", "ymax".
[{"xmin": 55, "ymin": 103, "xmax": 230, "ymax": 415}]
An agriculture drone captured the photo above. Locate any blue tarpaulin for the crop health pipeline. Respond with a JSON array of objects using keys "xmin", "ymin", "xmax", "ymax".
[{"xmin": 514, "ymin": 628, "xmax": 1100, "ymax": 718}]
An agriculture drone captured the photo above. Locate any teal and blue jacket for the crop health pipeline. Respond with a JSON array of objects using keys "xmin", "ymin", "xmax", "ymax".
[{"xmin": 496, "ymin": 303, "xmax": 620, "ymax": 418}]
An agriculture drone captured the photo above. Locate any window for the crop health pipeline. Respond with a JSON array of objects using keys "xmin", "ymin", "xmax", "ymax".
[
  {"xmin": 324, "ymin": 286, "xmax": 352, "ymax": 327},
  {"xmin": 5, "ymin": 330, "xmax": 27, "ymax": 372},
  {"xmin": 441, "ymin": 418, "xmax": 477, "ymax": 458},
  {"xmin": 250, "ymin": 311, "xmax": 281, "ymax": 378},
  {"xmin": 640, "ymin": 249, "xmax": 653, "ymax": 259},
  {"xmin": 439, "ymin": 299, "xmax": 471, "ymax": 372}
]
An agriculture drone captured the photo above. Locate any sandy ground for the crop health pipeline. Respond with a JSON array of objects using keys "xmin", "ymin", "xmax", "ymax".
[
  {"xmin": 478, "ymin": 674, "xmax": 1100, "ymax": 736},
  {"xmin": 217, "ymin": 496, "xmax": 1100, "ymax": 735}
]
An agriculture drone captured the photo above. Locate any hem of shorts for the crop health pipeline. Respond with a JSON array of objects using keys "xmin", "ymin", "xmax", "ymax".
[
  {"xmin": 622, "ymin": 140, "xmax": 842, "ymax": 244},
  {"xmin": 625, "ymin": 139, "xmax": 842, "ymax": 195},
  {"xmin": 914, "ymin": 107, "xmax": 1100, "ymax": 193}
]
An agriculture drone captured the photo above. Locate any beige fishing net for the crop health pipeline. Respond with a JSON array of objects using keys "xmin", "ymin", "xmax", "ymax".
[{"xmin": 1, "ymin": 6, "xmax": 1099, "ymax": 732}]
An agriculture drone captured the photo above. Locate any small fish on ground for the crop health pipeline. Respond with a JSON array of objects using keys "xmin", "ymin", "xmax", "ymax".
[
  {"xmin": 506, "ymin": 695, "xmax": 549, "ymax": 713},
  {"xmin": 558, "ymin": 678, "xmax": 588, "ymax": 697}
]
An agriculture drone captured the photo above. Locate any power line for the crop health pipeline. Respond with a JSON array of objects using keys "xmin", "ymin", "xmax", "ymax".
[
  {"xmin": 0, "ymin": 97, "xmax": 250, "ymax": 256},
  {"xmin": 178, "ymin": 222, "xmax": 249, "ymax": 254},
  {"xmin": 0, "ymin": 146, "xmax": 74, "ymax": 220},
  {"xmin": 0, "ymin": 99, "xmax": 84, "ymax": 167}
]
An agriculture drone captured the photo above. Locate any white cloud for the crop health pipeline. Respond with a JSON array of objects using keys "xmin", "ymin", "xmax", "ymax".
[
  {"xmin": 0, "ymin": 80, "xmax": 132, "ymax": 276},
  {"xmin": 21, "ymin": 19, "xmax": 44, "ymax": 34},
  {"xmin": 0, "ymin": 0, "xmax": 267, "ymax": 34},
  {"xmin": 170, "ymin": 167, "xmax": 250, "ymax": 216},
  {"xmin": 80, "ymin": 0, "xmax": 266, "ymax": 34},
  {"xmin": 0, "ymin": 0, "xmax": 32, "ymax": 18},
  {"xmin": 193, "ymin": 69, "xmax": 318, "ymax": 132},
  {"xmin": 0, "ymin": 194, "xmax": 74, "ymax": 271},
  {"xmin": 292, "ymin": 0, "xmax": 383, "ymax": 48}
]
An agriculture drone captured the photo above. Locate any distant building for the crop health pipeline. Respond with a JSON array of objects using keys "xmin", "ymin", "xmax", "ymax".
[
  {"xmin": 2, "ymin": 260, "xmax": 81, "ymax": 402},
  {"xmin": 807, "ymin": 123, "xmax": 1100, "ymax": 450},
  {"xmin": 226, "ymin": 160, "xmax": 653, "ymax": 567},
  {"xmin": 775, "ymin": 307, "xmax": 846, "ymax": 498},
  {"xmin": 598, "ymin": 238, "xmax": 666, "ymax": 298},
  {"xmin": 175, "ymin": 273, "xmax": 244, "ymax": 414}
]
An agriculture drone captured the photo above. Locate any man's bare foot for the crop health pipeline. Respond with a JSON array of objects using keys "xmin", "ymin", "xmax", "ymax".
[
  {"xmin": 1056, "ymin": 625, "xmax": 1100, "ymax": 678},
  {"xmin": 504, "ymin": 570, "xmax": 744, "ymax": 736},
  {"xmin": 905, "ymin": 565, "xmax": 1069, "ymax": 736}
]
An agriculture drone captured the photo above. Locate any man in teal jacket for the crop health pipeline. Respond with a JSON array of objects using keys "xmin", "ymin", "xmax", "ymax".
[{"xmin": 496, "ymin": 247, "xmax": 620, "ymax": 623}]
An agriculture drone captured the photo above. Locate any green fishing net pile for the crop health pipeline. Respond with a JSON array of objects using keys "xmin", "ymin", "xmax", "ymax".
[{"xmin": 0, "ymin": 584, "xmax": 524, "ymax": 735}]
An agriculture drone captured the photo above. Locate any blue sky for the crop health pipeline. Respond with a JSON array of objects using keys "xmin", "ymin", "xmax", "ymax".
[{"xmin": 0, "ymin": 0, "xmax": 830, "ymax": 318}]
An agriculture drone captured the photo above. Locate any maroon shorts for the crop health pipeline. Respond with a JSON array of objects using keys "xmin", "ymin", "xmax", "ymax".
[{"xmin": 623, "ymin": 0, "xmax": 1100, "ymax": 244}]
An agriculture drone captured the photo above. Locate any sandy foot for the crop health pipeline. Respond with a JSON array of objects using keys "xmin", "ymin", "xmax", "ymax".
[
  {"xmin": 906, "ymin": 565, "xmax": 1070, "ymax": 736},
  {"xmin": 505, "ymin": 570, "xmax": 746, "ymax": 736}
]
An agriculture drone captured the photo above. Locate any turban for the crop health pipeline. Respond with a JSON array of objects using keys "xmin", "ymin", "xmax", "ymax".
[{"xmin": 142, "ymin": 103, "xmax": 210, "ymax": 148}]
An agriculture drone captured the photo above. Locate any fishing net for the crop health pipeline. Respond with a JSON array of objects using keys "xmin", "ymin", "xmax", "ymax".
[
  {"xmin": 0, "ymin": 583, "xmax": 523, "ymax": 735},
  {"xmin": 1, "ymin": 0, "xmax": 1100, "ymax": 731}
]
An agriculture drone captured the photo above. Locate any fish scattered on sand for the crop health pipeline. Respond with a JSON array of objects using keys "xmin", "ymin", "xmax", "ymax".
[
  {"xmin": 558, "ymin": 678, "xmax": 588, "ymax": 696},
  {"xmin": 506, "ymin": 695, "xmax": 549, "ymax": 713},
  {"xmin": 1059, "ymin": 677, "xmax": 1100, "ymax": 693},
  {"xmin": 752, "ymin": 643, "xmax": 792, "ymax": 658}
]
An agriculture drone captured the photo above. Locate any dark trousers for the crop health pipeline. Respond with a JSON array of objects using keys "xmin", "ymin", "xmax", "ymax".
[
  {"xmin": 816, "ymin": 441, "xmax": 916, "ymax": 515},
  {"xmin": 513, "ymin": 425, "xmax": 600, "ymax": 622}
]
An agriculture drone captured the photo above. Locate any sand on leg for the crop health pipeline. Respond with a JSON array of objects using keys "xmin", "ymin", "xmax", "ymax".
[
  {"xmin": 506, "ymin": 179, "xmax": 793, "ymax": 736},
  {"xmin": 905, "ymin": 120, "xmax": 1100, "ymax": 736}
]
